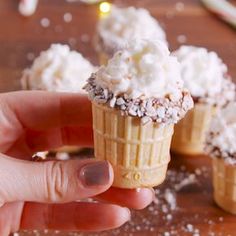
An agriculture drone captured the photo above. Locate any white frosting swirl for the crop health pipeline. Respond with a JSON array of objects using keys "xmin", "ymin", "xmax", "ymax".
[
  {"xmin": 173, "ymin": 46, "xmax": 230, "ymax": 98},
  {"xmin": 97, "ymin": 6, "xmax": 167, "ymax": 53},
  {"xmin": 207, "ymin": 102, "xmax": 236, "ymax": 158},
  {"xmin": 22, "ymin": 44, "xmax": 95, "ymax": 93},
  {"xmin": 94, "ymin": 39, "xmax": 185, "ymax": 100}
]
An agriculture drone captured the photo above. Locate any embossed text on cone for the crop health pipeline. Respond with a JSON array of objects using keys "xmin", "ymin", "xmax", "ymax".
[{"xmin": 92, "ymin": 102, "xmax": 174, "ymax": 188}]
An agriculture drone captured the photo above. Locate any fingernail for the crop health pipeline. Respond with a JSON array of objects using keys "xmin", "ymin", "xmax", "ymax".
[
  {"xmin": 79, "ymin": 161, "xmax": 111, "ymax": 187},
  {"xmin": 123, "ymin": 207, "xmax": 131, "ymax": 221}
]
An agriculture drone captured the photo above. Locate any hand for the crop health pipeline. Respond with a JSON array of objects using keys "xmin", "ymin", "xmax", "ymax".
[{"xmin": 0, "ymin": 91, "xmax": 154, "ymax": 235}]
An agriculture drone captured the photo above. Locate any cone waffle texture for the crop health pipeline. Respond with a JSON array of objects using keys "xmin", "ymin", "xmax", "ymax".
[
  {"xmin": 213, "ymin": 158, "xmax": 236, "ymax": 214},
  {"xmin": 92, "ymin": 102, "xmax": 174, "ymax": 188},
  {"xmin": 171, "ymin": 103, "xmax": 216, "ymax": 155},
  {"xmin": 99, "ymin": 52, "xmax": 109, "ymax": 65}
]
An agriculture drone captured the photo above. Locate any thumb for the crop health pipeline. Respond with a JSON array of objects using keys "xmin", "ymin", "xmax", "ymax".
[{"xmin": 0, "ymin": 154, "xmax": 113, "ymax": 204}]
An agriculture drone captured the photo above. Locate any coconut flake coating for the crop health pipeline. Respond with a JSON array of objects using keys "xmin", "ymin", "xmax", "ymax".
[
  {"xmin": 84, "ymin": 39, "xmax": 193, "ymax": 124},
  {"xmin": 96, "ymin": 6, "xmax": 167, "ymax": 56},
  {"xmin": 205, "ymin": 102, "xmax": 236, "ymax": 165},
  {"xmin": 173, "ymin": 45, "xmax": 235, "ymax": 107},
  {"xmin": 21, "ymin": 44, "xmax": 96, "ymax": 93}
]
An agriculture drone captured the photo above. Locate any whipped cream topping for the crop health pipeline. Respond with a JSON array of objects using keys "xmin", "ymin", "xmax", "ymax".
[
  {"xmin": 22, "ymin": 44, "xmax": 95, "ymax": 93},
  {"xmin": 205, "ymin": 102, "xmax": 236, "ymax": 164},
  {"xmin": 84, "ymin": 39, "xmax": 193, "ymax": 124},
  {"xmin": 97, "ymin": 6, "xmax": 167, "ymax": 54},
  {"xmin": 94, "ymin": 39, "xmax": 184, "ymax": 100},
  {"xmin": 19, "ymin": 0, "xmax": 38, "ymax": 16},
  {"xmin": 173, "ymin": 45, "xmax": 235, "ymax": 106}
]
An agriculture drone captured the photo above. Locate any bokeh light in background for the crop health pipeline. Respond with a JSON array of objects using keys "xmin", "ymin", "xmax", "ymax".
[{"xmin": 99, "ymin": 1, "xmax": 112, "ymax": 18}]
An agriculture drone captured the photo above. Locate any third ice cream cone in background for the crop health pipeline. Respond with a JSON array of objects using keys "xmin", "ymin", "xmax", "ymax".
[
  {"xmin": 171, "ymin": 46, "xmax": 235, "ymax": 155},
  {"xmin": 21, "ymin": 44, "xmax": 96, "ymax": 153},
  {"xmin": 94, "ymin": 5, "xmax": 167, "ymax": 65},
  {"xmin": 205, "ymin": 102, "xmax": 236, "ymax": 214},
  {"xmin": 84, "ymin": 39, "xmax": 193, "ymax": 188}
]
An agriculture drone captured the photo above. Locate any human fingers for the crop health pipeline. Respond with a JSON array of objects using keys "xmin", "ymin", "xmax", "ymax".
[
  {"xmin": 0, "ymin": 202, "xmax": 24, "ymax": 236},
  {"xmin": 20, "ymin": 202, "xmax": 130, "ymax": 231},
  {"xmin": 0, "ymin": 91, "xmax": 92, "ymax": 130},
  {"xmin": 26, "ymin": 126, "xmax": 93, "ymax": 152},
  {"xmin": 0, "ymin": 91, "xmax": 92, "ymax": 154},
  {"xmin": 96, "ymin": 187, "xmax": 154, "ymax": 210},
  {"xmin": 0, "ymin": 155, "xmax": 113, "ymax": 204}
]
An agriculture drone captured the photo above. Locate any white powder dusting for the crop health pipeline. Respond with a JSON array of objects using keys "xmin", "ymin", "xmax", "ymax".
[
  {"xmin": 177, "ymin": 34, "xmax": 187, "ymax": 44},
  {"xmin": 68, "ymin": 37, "xmax": 77, "ymax": 46},
  {"xmin": 26, "ymin": 52, "xmax": 35, "ymax": 61},
  {"xmin": 174, "ymin": 173, "xmax": 197, "ymax": 191},
  {"xmin": 40, "ymin": 18, "xmax": 50, "ymax": 28},
  {"xmin": 175, "ymin": 2, "xmax": 185, "ymax": 12},
  {"xmin": 164, "ymin": 189, "xmax": 176, "ymax": 210},
  {"xmin": 63, "ymin": 12, "xmax": 73, "ymax": 23},
  {"xmin": 81, "ymin": 34, "xmax": 90, "ymax": 43},
  {"xmin": 22, "ymin": 165, "xmax": 225, "ymax": 236},
  {"xmin": 55, "ymin": 152, "xmax": 70, "ymax": 160},
  {"xmin": 55, "ymin": 25, "xmax": 63, "ymax": 33}
]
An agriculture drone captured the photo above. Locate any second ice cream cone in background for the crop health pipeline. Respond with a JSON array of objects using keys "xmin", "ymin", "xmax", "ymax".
[
  {"xmin": 171, "ymin": 46, "xmax": 235, "ymax": 155},
  {"xmin": 85, "ymin": 39, "xmax": 193, "ymax": 188},
  {"xmin": 205, "ymin": 102, "xmax": 236, "ymax": 214},
  {"xmin": 172, "ymin": 103, "xmax": 216, "ymax": 155}
]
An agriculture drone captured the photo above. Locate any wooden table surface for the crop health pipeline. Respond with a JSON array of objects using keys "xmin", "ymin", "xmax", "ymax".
[{"xmin": 1, "ymin": 0, "xmax": 236, "ymax": 235}]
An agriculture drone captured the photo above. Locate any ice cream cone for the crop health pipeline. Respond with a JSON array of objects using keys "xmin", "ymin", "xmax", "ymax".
[
  {"xmin": 171, "ymin": 103, "xmax": 216, "ymax": 155},
  {"xmin": 212, "ymin": 158, "xmax": 236, "ymax": 214},
  {"xmin": 92, "ymin": 102, "xmax": 174, "ymax": 189}
]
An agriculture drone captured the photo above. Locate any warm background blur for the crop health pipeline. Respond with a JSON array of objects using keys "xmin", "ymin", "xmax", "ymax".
[
  {"xmin": 0, "ymin": 0, "xmax": 236, "ymax": 92},
  {"xmin": 1, "ymin": 0, "xmax": 236, "ymax": 235}
]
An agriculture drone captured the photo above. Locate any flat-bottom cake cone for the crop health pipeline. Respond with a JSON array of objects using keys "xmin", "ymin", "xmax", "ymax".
[
  {"xmin": 92, "ymin": 102, "xmax": 174, "ymax": 189},
  {"xmin": 98, "ymin": 52, "xmax": 109, "ymax": 66},
  {"xmin": 171, "ymin": 103, "xmax": 216, "ymax": 155},
  {"xmin": 213, "ymin": 158, "xmax": 236, "ymax": 214}
]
